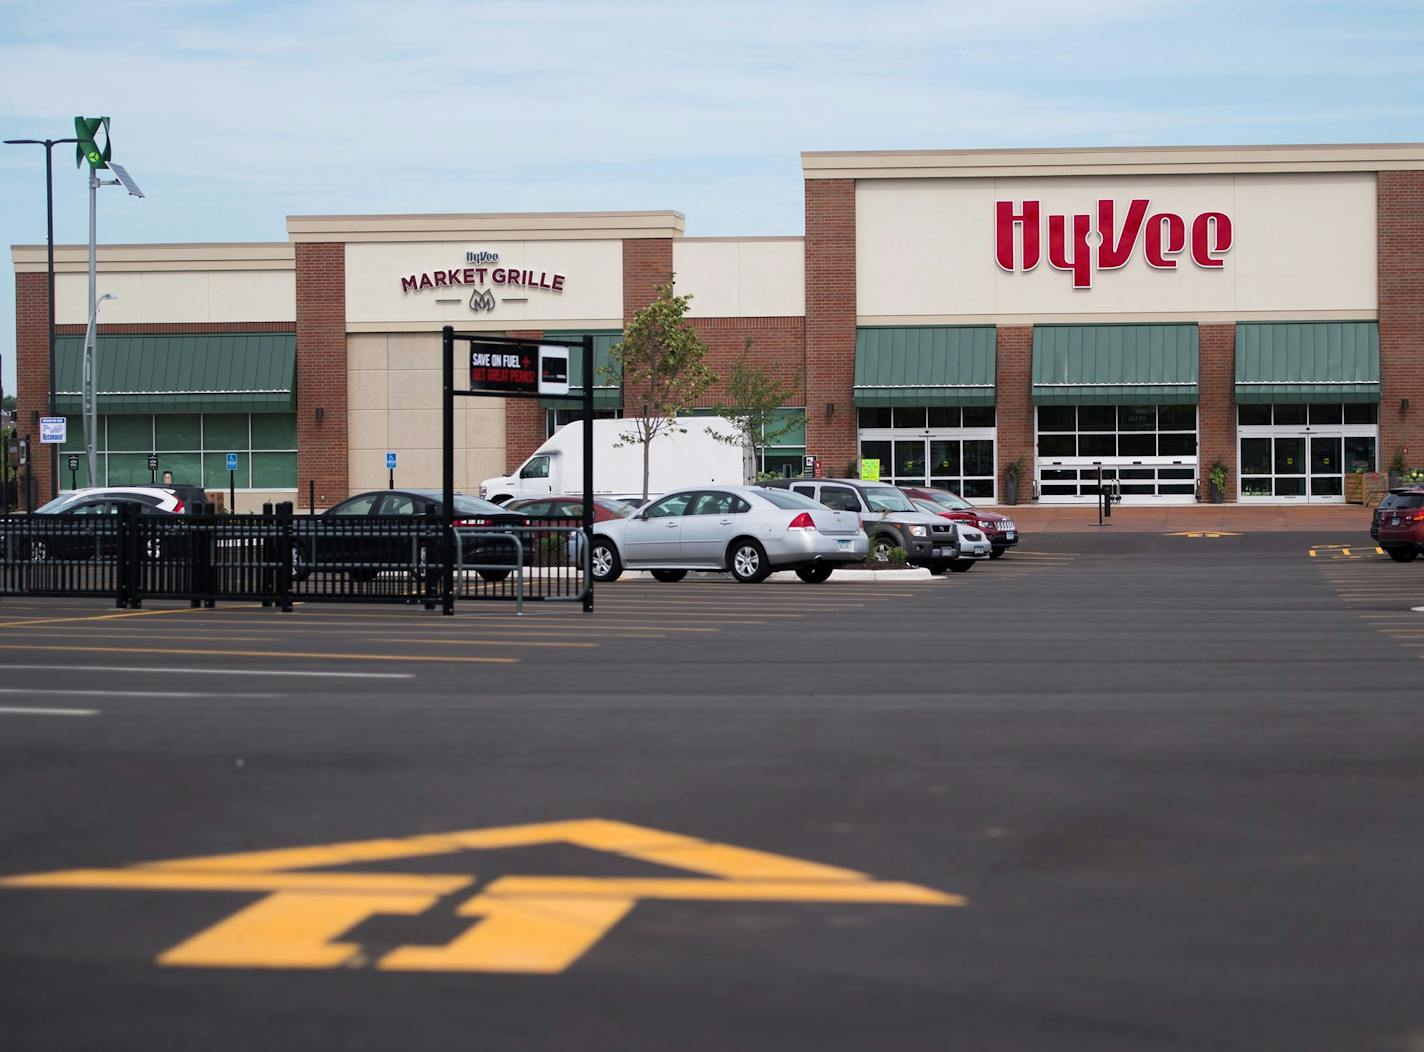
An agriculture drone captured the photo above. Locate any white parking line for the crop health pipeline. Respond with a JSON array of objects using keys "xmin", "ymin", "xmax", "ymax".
[
  {"xmin": 0, "ymin": 706, "xmax": 98, "ymax": 717},
  {"xmin": 0, "ymin": 665, "xmax": 413, "ymax": 679},
  {"xmin": 0, "ymin": 688, "xmax": 278, "ymax": 699}
]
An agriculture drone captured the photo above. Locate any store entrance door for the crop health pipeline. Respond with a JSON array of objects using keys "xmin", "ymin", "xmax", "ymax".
[{"xmin": 1240, "ymin": 434, "xmax": 1345, "ymax": 501}]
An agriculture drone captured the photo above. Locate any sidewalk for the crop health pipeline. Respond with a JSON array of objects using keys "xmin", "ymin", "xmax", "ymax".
[{"xmin": 980, "ymin": 502, "xmax": 1375, "ymax": 533}]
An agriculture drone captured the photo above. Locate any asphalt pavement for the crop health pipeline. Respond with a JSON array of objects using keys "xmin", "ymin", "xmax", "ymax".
[{"xmin": 1, "ymin": 532, "xmax": 1421, "ymax": 1051}]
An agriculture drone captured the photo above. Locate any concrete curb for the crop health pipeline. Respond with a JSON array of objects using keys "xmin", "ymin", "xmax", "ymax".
[{"xmin": 632, "ymin": 569, "xmax": 941, "ymax": 584}]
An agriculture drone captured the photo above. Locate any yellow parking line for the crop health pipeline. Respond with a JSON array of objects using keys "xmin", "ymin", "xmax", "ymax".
[
  {"xmin": 0, "ymin": 607, "xmax": 203, "ymax": 629},
  {"xmin": 0, "ymin": 643, "xmax": 517, "ymax": 665},
  {"xmin": 378, "ymin": 636, "xmax": 596, "ymax": 649}
]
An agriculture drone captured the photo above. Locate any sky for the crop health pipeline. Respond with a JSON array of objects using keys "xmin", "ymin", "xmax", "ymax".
[{"xmin": 2, "ymin": 0, "xmax": 1422, "ymax": 397}]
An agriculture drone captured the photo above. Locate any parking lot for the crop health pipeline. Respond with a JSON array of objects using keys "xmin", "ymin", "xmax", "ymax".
[{"xmin": 2, "ymin": 531, "xmax": 1422, "ymax": 1051}]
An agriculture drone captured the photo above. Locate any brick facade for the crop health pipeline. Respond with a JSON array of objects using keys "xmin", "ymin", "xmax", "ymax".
[
  {"xmin": 620, "ymin": 238, "xmax": 675, "ymax": 417},
  {"xmin": 804, "ymin": 179, "xmax": 859, "ymax": 473},
  {"xmin": 1198, "ymin": 323, "xmax": 1237, "ymax": 499},
  {"xmin": 994, "ymin": 326, "xmax": 1033, "ymax": 503},
  {"xmin": 1379, "ymin": 171, "xmax": 1424, "ymax": 468},
  {"xmin": 690, "ymin": 316, "xmax": 806, "ymax": 409},
  {"xmin": 294, "ymin": 242, "xmax": 348, "ymax": 506},
  {"xmin": 14, "ymin": 271, "xmax": 51, "ymax": 506},
  {"xmin": 504, "ymin": 329, "xmax": 546, "ymax": 473}
]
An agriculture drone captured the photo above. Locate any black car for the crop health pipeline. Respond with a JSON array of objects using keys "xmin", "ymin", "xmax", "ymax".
[{"xmin": 288, "ymin": 489, "xmax": 527, "ymax": 582}]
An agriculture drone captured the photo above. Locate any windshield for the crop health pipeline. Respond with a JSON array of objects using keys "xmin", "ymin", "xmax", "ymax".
[
  {"xmin": 36, "ymin": 494, "xmax": 83, "ymax": 514},
  {"xmin": 862, "ymin": 487, "xmax": 916, "ymax": 513},
  {"xmin": 925, "ymin": 490, "xmax": 974, "ymax": 511},
  {"xmin": 598, "ymin": 498, "xmax": 639, "ymax": 517},
  {"xmin": 1382, "ymin": 492, "xmax": 1424, "ymax": 510},
  {"xmin": 756, "ymin": 488, "xmax": 825, "ymax": 510}
]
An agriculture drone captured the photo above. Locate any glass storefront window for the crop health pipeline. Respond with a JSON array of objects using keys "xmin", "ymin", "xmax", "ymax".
[
  {"xmin": 1238, "ymin": 405, "xmax": 1272, "ymax": 426},
  {"xmin": 1274, "ymin": 403, "xmax": 1308, "ymax": 426},
  {"xmin": 857, "ymin": 407, "xmax": 892, "ymax": 429},
  {"xmin": 1344, "ymin": 404, "xmax": 1379, "ymax": 425},
  {"xmin": 1034, "ymin": 404, "xmax": 1199, "ymax": 500},
  {"xmin": 1237, "ymin": 402, "xmax": 1377, "ymax": 501},
  {"xmin": 858, "ymin": 405, "xmax": 996, "ymax": 499},
  {"xmin": 962, "ymin": 406, "xmax": 996, "ymax": 428},
  {"xmin": 893, "ymin": 408, "xmax": 926, "ymax": 429},
  {"xmin": 77, "ymin": 413, "xmax": 297, "ymax": 490},
  {"xmin": 927, "ymin": 407, "xmax": 960, "ymax": 428},
  {"xmin": 1038, "ymin": 406, "xmax": 1075, "ymax": 431},
  {"xmin": 1309, "ymin": 404, "xmax": 1343, "ymax": 425}
]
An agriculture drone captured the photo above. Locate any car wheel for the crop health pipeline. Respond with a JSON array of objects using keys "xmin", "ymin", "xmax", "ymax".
[
  {"xmin": 948, "ymin": 561, "xmax": 974, "ymax": 573},
  {"xmin": 926, "ymin": 561, "xmax": 950, "ymax": 575},
  {"xmin": 1385, "ymin": 546, "xmax": 1419, "ymax": 562},
  {"xmin": 477, "ymin": 569, "xmax": 512, "ymax": 582},
  {"xmin": 728, "ymin": 539, "xmax": 771, "ymax": 583},
  {"xmin": 869, "ymin": 533, "xmax": 898, "ymax": 563},
  {"xmin": 290, "ymin": 541, "xmax": 311, "ymax": 582},
  {"xmin": 989, "ymin": 547, "xmax": 1006, "ymax": 560},
  {"xmin": 650, "ymin": 569, "xmax": 687, "ymax": 583},
  {"xmin": 591, "ymin": 537, "xmax": 622, "ymax": 582},
  {"xmin": 795, "ymin": 564, "xmax": 833, "ymax": 583}
]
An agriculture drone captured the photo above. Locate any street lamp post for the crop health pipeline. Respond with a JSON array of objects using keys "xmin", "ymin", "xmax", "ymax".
[{"xmin": 3, "ymin": 136, "xmax": 81, "ymax": 501}]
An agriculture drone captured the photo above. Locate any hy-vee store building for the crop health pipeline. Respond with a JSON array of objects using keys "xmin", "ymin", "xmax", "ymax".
[{"xmin": 12, "ymin": 143, "xmax": 1424, "ymax": 511}]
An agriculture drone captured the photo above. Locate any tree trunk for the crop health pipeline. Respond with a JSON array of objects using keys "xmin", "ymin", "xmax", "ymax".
[{"xmin": 642, "ymin": 424, "xmax": 651, "ymax": 502}]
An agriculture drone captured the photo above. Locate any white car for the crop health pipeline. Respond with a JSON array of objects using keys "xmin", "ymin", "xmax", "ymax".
[
  {"xmin": 35, "ymin": 487, "xmax": 188, "ymax": 515},
  {"xmin": 589, "ymin": 485, "xmax": 868, "ymax": 584}
]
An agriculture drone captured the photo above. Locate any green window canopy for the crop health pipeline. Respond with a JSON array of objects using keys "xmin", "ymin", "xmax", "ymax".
[
  {"xmin": 54, "ymin": 333, "xmax": 295, "ymax": 414},
  {"xmin": 1235, "ymin": 322, "xmax": 1380, "ymax": 404},
  {"xmin": 1032, "ymin": 324, "xmax": 1199, "ymax": 406},
  {"xmin": 854, "ymin": 326, "xmax": 996, "ymax": 407},
  {"xmin": 539, "ymin": 330, "xmax": 623, "ymax": 410}
]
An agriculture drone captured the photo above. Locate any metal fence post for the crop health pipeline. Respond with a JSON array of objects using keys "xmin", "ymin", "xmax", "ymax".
[
  {"xmin": 260, "ymin": 502, "xmax": 274, "ymax": 607},
  {"xmin": 277, "ymin": 501, "xmax": 293, "ymax": 613},
  {"xmin": 118, "ymin": 500, "xmax": 140, "ymax": 608}
]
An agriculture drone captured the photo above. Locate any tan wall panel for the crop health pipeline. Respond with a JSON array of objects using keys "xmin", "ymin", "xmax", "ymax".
[
  {"xmin": 345, "ymin": 240, "xmax": 623, "ymax": 326},
  {"xmin": 51, "ymin": 269, "xmax": 295, "ymax": 324},
  {"xmin": 856, "ymin": 173, "xmax": 1377, "ymax": 319},
  {"xmin": 348, "ymin": 370, "xmax": 388, "ymax": 411},
  {"xmin": 676, "ymin": 240, "xmax": 805, "ymax": 317},
  {"xmin": 347, "ymin": 333, "xmax": 389, "ymax": 373},
  {"xmin": 387, "ymin": 370, "xmax": 442, "ymax": 411}
]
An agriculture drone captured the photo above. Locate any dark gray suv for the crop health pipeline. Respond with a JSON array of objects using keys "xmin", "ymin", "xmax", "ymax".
[{"xmin": 761, "ymin": 478, "xmax": 989, "ymax": 573}]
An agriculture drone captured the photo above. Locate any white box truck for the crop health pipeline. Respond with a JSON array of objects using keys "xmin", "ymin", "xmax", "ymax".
[{"xmin": 480, "ymin": 417, "xmax": 753, "ymax": 504}]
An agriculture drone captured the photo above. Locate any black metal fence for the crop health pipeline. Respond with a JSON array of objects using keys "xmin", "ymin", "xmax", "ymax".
[{"xmin": 0, "ymin": 504, "xmax": 590, "ymax": 612}]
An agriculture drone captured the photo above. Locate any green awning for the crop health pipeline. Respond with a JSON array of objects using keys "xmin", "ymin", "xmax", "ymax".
[
  {"xmin": 1235, "ymin": 321, "xmax": 1379, "ymax": 403},
  {"xmin": 539, "ymin": 330, "xmax": 622, "ymax": 410},
  {"xmin": 54, "ymin": 333, "xmax": 296, "ymax": 414},
  {"xmin": 853, "ymin": 326, "xmax": 996, "ymax": 407},
  {"xmin": 1032, "ymin": 324, "xmax": 1198, "ymax": 405}
]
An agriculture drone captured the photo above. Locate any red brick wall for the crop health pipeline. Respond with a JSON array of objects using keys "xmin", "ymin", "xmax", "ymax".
[
  {"xmin": 804, "ymin": 179, "xmax": 859, "ymax": 473},
  {"xmin": 1379, "ymin": 171, "xmax": 1424, "ymax": 467},
  {"xmin": 995, "ymin": 326, "xmax": 1033, "ymax": 502},
  {"xmin": 621, "ymin": 238, "xmax": 674, "ymax": 416},
  {"xmin": 504, "ymin": 329, "xmax": 546, "ymax": 472},
  {"xmin": 14, "ymin": 272, "xmax": 51, "ymax": 505},
  {"xmin": 690, "ymin": 316, "xmax": 806, "ymax": 408},
  {"xmin": 1198, "ymin": 323, "xmax": 1236, "ymax": 499},
  {"xmin": 294, "ymin": 242, "xmax": 348, "ymax": 505}
]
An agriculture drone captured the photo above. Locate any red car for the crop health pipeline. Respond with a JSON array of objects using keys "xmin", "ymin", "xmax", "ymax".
[
  {"xmin": 900, "ymin": 486, "xmax": 1020, "ymax": 559},
  {"xmin": 1370, "ymin": 486, "xmax": 1424, "ymax": 562},
  {"xmin": 503, "ymin": 495, "xmax": 638, "ymax": 523}
]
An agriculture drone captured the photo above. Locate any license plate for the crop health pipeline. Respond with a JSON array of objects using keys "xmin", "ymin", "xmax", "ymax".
[
  {"xmin": 977, "ymin": 545, "xmax": 990, "ymax": 555},
  {"xmin": 1391, "ymin": 518, "xmax": 1400, "ymax": 526},
  {"xmin": 837, "ymin": 539, "xmax": 851, "ymax": 551},
  {"xmin": 935, "ymin": 547, "xmax": 952, "ymax": 557},
  {"xmin": 1005, "ymin": 530, "xmax": 1016, "ymax": 540}
]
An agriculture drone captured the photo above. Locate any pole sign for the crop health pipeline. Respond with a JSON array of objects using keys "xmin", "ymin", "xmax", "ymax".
[
  {"xmin": 39, "ymin": 417, "xmax": 66, "ymax": 444},
  {"xmin": 226, "ymin": 453, "xmax": 238, "ymax": 472},
  {"xmin": 538, "ymin": 345, "xmax": 569, "ymax": 396},
  {"xmin": 802, "ymin": 454, "xmax": 817, "ymax": 478},
  {"xmin": 386, "ymin": 452, "xmax": 398, "ymax": 471}
]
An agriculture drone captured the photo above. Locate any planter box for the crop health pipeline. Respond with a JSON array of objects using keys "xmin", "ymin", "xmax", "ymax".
[{"xmin": 1344, "ymin": 473, "xmax": 1366, "ymax": 504}]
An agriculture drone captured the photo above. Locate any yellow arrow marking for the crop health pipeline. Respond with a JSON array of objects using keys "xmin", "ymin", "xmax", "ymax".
[
  {"xmin": 1165, "ymin": 531, "xmax": 1241, "ymax": 538},
  {"xmin": 0, "ymin": 819, "xmax": 959, "ymax": 974}
]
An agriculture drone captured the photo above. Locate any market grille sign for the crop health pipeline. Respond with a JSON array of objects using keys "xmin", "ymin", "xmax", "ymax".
[
  {"xmin": 400, "ymin": 255, "xmax": 568, "ymax": 315},
  {"xmin": 996, "ymin": 199, "xmax": 1233, "ymax": 289}
]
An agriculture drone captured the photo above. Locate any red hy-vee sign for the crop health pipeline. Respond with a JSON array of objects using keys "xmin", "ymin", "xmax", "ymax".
[{"xmin": 996, "ymin": 200, "xmax": 1232, "ymax": 289}]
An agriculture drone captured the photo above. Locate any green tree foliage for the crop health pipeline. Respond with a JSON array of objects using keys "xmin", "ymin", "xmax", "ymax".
[
  {"xmin": 708, "ymin": 337, "xmax": 802, "ymax": 474},
  {"xmin": 605, "ymin": 280, "xmax": 716, "ymax": 500}
]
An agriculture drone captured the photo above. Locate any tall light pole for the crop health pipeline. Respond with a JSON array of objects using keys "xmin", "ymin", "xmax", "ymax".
[
  {"xmin": 3, "ymin": 135, "xmax": 81, "ymax": 500},
  {"xmin": 82, "ymin": 292, "xmax": 116, "ymax": 484}
]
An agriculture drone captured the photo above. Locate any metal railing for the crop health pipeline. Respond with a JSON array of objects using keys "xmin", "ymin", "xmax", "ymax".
[{"xmin": 0, "ymin": 504, "xmax": 592, "ymax": 612}]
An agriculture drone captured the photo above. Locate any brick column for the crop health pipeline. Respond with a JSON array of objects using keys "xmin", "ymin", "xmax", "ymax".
[
  {"xmin": 1198, "ymin": 323, "xmax": 1237, "ymax": 499},
  {"xmin": 621, "ymin": 238, "xmax": 674, "ymax": 416},
  {"xmin": 804, "ymin": 178, "xmax": 858, "ymax": 474},
  {"xmin": 1379, "ymin": 171, "xmax": 1424, "ymax": 467},
  {"xmin": 14, "ymin": 271, "xmax": 51, "ymax": 504},
  {"xmin": 294, "ymin": 242, "xmax": 348, "ymax": 506},
  {"xmin": 995, "ymin": 326, "xmax": 1033, "ymax": 502},
  {"xmin": 505, "ymin": 329, "xmax": 546, "ymax": 472}
]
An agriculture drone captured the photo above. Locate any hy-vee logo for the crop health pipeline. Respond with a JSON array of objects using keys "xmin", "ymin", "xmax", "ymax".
[{"xmin": 996, "ymin": 199, "xmax": 1233, "ymax": 289}]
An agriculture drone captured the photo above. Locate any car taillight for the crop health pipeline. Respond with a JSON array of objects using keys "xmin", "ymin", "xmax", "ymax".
[
  {"xmin": 788, "ymin": 512, "xmax": 817, "ymax": 531},
  {"xmin": 172, "ymin": 500, "xmax": 185, "ymax": 514},
  {"xmin": 453, "ymin": 518, "xmax": 490, "ymax": 527}
]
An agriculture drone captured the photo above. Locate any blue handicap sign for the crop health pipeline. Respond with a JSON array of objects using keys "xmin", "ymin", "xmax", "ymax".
[
  {"xmin": 226, "ymin": 453, "xmax": 238, "ymax": 472},
  {"xmin": 386, "ymin": 452, "xmax": 397, "ymax": 471}
]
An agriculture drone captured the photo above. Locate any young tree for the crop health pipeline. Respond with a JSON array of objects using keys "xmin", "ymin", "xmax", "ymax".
[
  {"xmin": 709, "ymin": 337, "xmax": 803, "ymax": 476},
  {"xmin": 606, "ymin": 280, "xmax": 716, "ymax": 501}
]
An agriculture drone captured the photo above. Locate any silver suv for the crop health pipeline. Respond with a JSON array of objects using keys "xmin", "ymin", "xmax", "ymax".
[{"xmin": 761, "ymin": 478, "xmax": 990, "ymax": 573}]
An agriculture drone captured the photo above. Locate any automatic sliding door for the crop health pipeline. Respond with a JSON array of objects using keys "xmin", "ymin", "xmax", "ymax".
[
  {"xmin": 1309, "ymin": 437, "xmax": 1343, "ymax": 498},
  {"xmin": 1273, "ymin": 437, "xmax": 1306, "ymax": 498}
]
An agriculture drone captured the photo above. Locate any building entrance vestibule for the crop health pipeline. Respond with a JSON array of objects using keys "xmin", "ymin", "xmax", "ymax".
[
  {"xmin": 1236, "ymin": 403, "xmax": 1377, "ymax": 502},
  {"xmin": 1034, "ymin": 404, "xmax": 1199, "ymax": 504},
  {"xmin": 857, "ymin": 407, "xmax": 997, "ymax": 500}
]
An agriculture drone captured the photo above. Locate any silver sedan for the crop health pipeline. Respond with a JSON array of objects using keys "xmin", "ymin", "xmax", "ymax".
[{"xmin": 589, "ymin": 485, "xmax": 868, "ymax": 584}]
